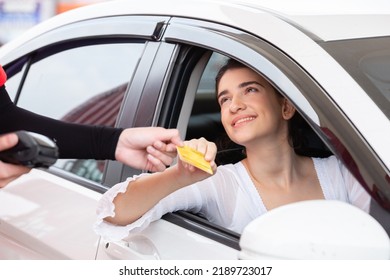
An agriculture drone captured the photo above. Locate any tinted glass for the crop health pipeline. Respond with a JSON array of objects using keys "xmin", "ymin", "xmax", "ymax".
[
  {"xmin": 16, "ymin": 42, "xmax": 145, "ymax": 182},
  {"xmin": 321, "ymin": 37, "xmax": 390, "ymax": 118}
]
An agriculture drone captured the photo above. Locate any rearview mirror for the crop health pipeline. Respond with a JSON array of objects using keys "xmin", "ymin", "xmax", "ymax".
[{"xmin": 239, "ymin": 200, "xmax": 390, "ymax": 259}]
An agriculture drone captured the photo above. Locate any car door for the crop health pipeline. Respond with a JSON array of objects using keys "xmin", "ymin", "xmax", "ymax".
[
  {"xmin": 96, "ymin": 16, "xmax": 389, "ymax": 260},
  {"xmin": 0, "ymin": 15, "xmax": 171, "ymax": 259}
]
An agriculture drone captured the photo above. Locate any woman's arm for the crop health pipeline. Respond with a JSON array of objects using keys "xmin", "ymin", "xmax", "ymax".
[{"xmin": 104, "ymin": 138, "xmax": 217, "ymax": 226}]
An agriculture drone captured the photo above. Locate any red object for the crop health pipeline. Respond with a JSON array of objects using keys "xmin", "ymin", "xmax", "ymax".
[{"xmin": 0, "ymin": 65, "xmax": 7, "ymax": 87}]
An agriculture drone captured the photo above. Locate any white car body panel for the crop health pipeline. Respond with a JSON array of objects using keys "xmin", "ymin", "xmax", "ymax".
[
  {"xmin": 0, "ymin": 169, "xmax": 101, "ymax": 259},
  {"xmin": 97, "ymin": 220, "xmax": 238, "ymax": 260},
  {"xmin": 0, "ymin": 169, "xmax": 239, "ymax": 259}
]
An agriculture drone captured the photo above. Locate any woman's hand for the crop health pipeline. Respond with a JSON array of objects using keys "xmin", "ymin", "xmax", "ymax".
[
  {"xmin": 175, "ymin": 137, "xmax": 217, "ymax": 184},
  {"xmin": 105, "ymin": 137, "xmax": 217, "ymax": 226}
]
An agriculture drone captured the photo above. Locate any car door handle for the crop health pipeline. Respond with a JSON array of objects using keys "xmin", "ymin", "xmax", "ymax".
[{"xmin": 104, "ymin": 235, "xmax": 160, "ymax": 260}]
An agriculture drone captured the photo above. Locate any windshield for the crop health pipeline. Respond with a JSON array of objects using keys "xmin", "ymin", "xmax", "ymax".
[{"xmin": 321, "ymin": 37, "xmax": 390, "ymax": 119}]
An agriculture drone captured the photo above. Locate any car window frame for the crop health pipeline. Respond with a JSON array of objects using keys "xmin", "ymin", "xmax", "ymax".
[
  {"xmin": 102, "ymin": 41, "xmax": 178, "ymax": 186},
  {"xmin": 0, "ymin": 15, "xmax": 171, "ymax": 66}
]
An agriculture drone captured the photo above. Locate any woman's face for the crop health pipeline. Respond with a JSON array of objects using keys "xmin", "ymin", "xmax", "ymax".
[{"xmin": 217, "ymin": 67, "xmax": 289, "ymax": 147}]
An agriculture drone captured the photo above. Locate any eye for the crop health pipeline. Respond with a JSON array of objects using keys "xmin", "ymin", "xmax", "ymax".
[
  {"xmin": 219, "ymin": 97, "xmax": 230, "ymax": 106},
  {"xmin": 246, "ymin": 87, "xmax": 258, "ymax": 93}
]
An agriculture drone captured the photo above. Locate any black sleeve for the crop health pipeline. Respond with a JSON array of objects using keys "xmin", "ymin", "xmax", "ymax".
[{"xmin": 0, "ymin": 85, "xmax": 123, "ymax": 160}]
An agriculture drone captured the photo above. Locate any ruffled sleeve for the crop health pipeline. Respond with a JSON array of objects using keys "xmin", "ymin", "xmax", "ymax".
[
  {"xmin": 94, "ymin": 175, "xmax": 142, "ymax": 241},
  {"xmin": 94, "ymin": 173, "xmax": 203, "ymax": 241}
]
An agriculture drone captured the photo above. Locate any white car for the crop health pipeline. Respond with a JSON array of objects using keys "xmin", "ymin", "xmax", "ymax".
[{"xmin": 0, "ymin": 0, "xmax": 389, "ymax": 260}]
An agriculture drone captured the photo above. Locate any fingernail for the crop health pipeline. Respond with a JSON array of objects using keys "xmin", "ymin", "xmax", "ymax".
[
  {"xmin": 147, "ymin": 146, "xmax": 155, "ymax": 153},
  {"xmin": 154, "ymin": 141, "xmax": 163, "ymax": 149}
]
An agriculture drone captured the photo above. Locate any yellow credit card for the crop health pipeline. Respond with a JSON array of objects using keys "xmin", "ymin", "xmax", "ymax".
[{"xmin": 176, "ymin": 145, "xmax": 213, "ymax": 174}]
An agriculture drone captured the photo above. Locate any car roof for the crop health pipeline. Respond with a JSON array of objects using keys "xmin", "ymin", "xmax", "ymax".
[{"xmin": 1, "ymin": 0, "xmax": 390, "ymax": 58}]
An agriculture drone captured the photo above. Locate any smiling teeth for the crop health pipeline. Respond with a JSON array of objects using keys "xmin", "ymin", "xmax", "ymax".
[{"xmin": 235, "ymin": 117, "xmax": 255, "ymax": 125}]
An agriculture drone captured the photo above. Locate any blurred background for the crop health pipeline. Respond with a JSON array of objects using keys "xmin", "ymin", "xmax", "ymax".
[{"xmin": 0, "ymin": 0, "xmax": 111, "ymax": 45}]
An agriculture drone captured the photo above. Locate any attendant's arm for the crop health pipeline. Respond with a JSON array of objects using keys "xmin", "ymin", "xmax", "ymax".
[
  {"xmin": 2, "ymin": 64, "xmax": 182, "ymax": 173},
  {"xmin": 1, "ymin": 85, "xmax": 121, "ymax": 159}
]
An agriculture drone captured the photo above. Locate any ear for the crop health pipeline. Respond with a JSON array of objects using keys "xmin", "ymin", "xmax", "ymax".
[{"xmin": 281, "ymin": 99, "xmax": 296, "ymax": 120}]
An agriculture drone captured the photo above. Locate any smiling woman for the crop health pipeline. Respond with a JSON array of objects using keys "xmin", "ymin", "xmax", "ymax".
[{"xmin": 94, "ymin": 58, "xmax": 371, "ymax": 241}]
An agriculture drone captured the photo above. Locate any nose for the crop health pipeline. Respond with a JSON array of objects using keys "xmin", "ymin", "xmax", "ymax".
[{"xmin": 229, "ymin": 95, "xmax": 246, "ymax": 113}]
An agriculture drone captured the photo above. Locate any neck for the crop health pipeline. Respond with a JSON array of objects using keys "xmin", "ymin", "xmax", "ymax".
[{"xmin": 243, "ymin": 142, "xmax": 302, "ymax": 189}]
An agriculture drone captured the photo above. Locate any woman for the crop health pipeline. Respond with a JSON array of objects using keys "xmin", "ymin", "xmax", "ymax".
[{"xmin": 95, "ymin": 59, "xmax": 370, "ymax": 241}]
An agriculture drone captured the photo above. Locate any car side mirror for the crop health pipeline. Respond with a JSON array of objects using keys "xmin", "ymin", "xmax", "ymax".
[{"xmin": 239, "ymin": 200, "xmax": 390, "ymax": 259}]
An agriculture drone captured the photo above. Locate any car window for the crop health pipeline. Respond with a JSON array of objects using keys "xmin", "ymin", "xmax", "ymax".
[
  {"xmin": 187, "ymin": 53, "xmax": 226, "ymax": 140},
  {"xmin": 321, "ymin": 37, "xmax": 390, "ymax": 119},
  {"xmin": 16, "ymin": 42, "xmax": 145, "ymax": 182}
]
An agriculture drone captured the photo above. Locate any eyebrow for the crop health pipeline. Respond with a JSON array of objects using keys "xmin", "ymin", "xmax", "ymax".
[{"xmin": 217, "ymin": 80, "xmax": 265, "ymax": 100}]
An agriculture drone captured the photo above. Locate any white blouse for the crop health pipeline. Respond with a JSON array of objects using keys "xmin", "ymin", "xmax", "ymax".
[{"xmin": 94, "ymin": 156, "xmax": 371, "ymax": 241}]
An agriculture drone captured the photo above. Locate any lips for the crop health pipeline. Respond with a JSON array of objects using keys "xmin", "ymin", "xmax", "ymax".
[{"xmin": 232, "ymin": 116, "xmax": 256, "ymax": 127}]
